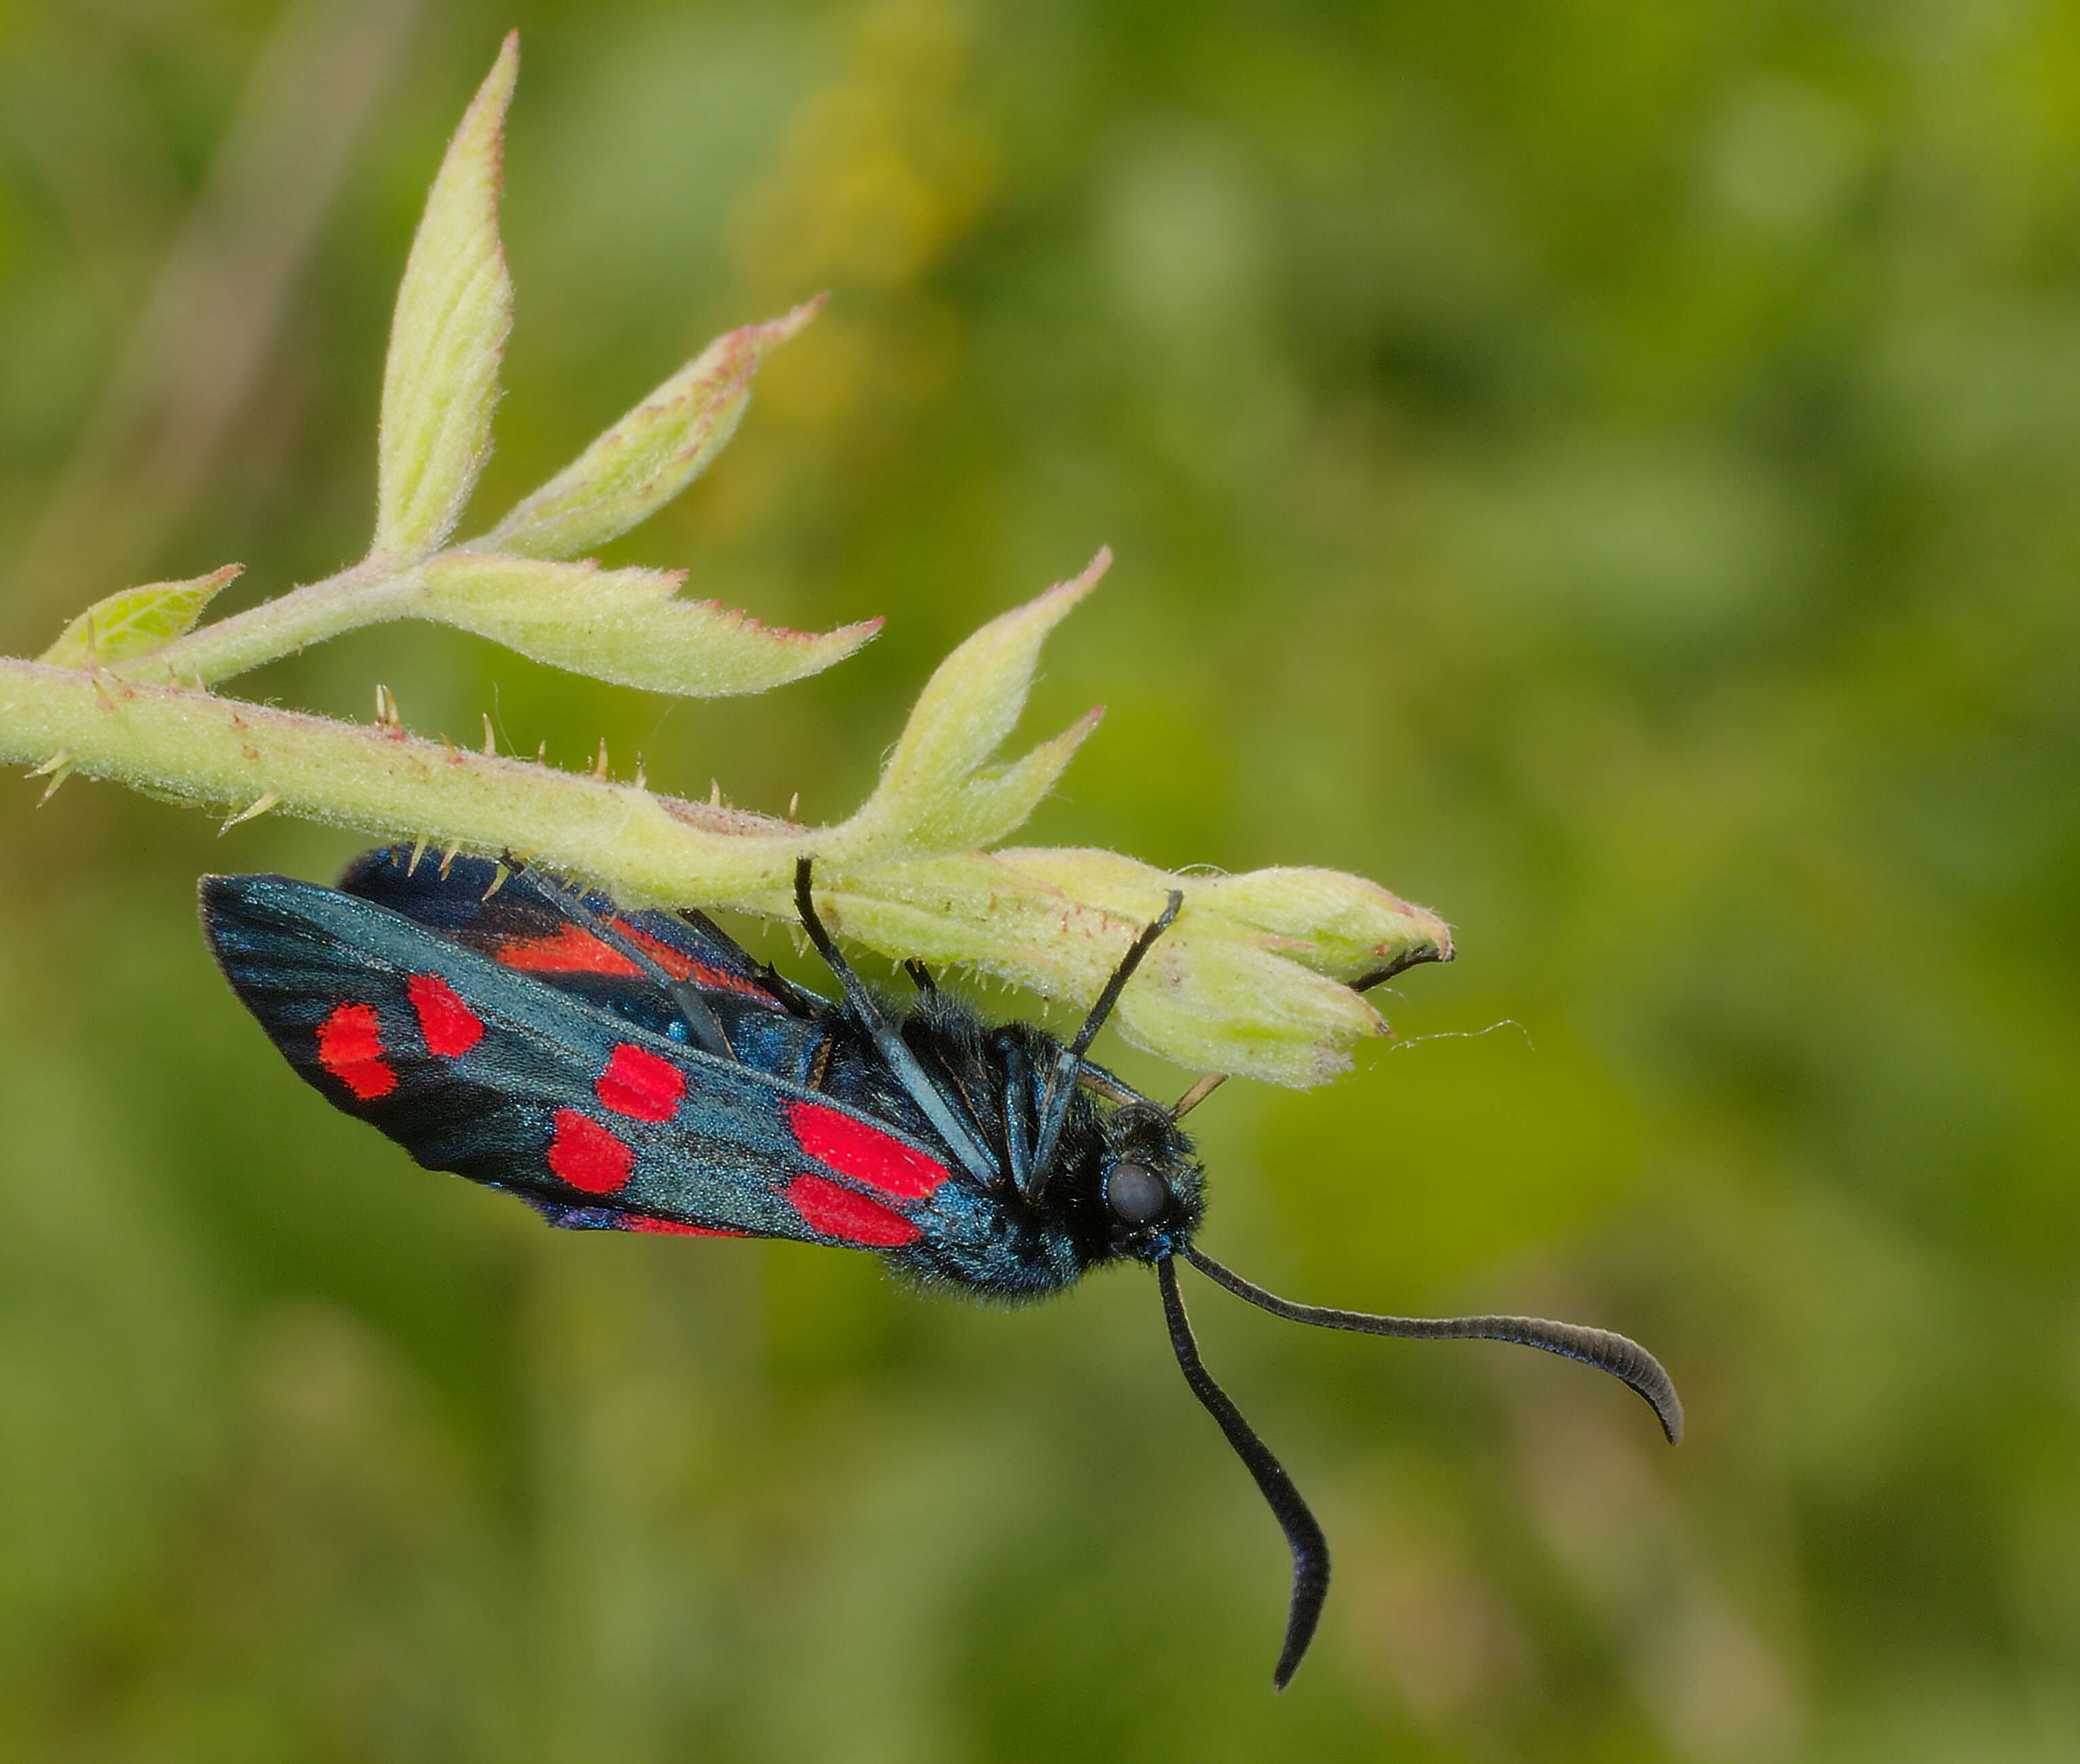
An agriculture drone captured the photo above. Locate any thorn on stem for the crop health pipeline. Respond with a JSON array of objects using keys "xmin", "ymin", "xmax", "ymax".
[
  {"xmin": 483, "ymin": 862, "xmax": 510, "ymax": 900},
  {"xmin": 593, "ymin": 739, "xmax": 610, "ymax": 781},
  {"xmin": 408, "ymin": 838, "xmax": 428, "ymax": 876},
  {"xmin": 440, "ymin": 844, "xmax": 459, "ymax": 879},
  {"xmin": 219, "ymin": 792, "xmax": 281, "ymax": 834},
  {"xmin": 31, "ymin": 750, "xmax": 76, "ymax": 805},
  {"xmin": 482, "ymin": 714, "xmax": 497, "ymax": 758}
]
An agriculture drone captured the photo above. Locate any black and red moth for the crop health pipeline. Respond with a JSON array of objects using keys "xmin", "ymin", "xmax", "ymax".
[{"xmin": 200, "ymin": 845, "xmax": 1680, "ymax": 1689}]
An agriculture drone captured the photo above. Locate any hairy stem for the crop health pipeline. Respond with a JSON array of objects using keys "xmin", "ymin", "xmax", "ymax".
[
  {"xmin": 116, "ymin": 562, "xmax": 419, "ymax": 687},
  {"xmin": 0, "ymin": 647, "xmax": 1446, "ymax": 1083},
  {"xmin": 0, "ymin": 656, "xmax": 802, "ymax": 895}
]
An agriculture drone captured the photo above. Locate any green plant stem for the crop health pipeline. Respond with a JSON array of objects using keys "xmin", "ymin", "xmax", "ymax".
[
  {"xmin": 0, "ymin": 650, "xmax": 1444, "ymax": 1082},
  {"xmin": 117, "ymin": 561, "xmax": 419, "ymax": 686},
  {"xmin": 0, "ymin": 655, "xmax": 803, "ymax": 896}
]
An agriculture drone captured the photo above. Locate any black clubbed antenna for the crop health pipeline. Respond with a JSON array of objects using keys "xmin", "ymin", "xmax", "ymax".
[
  {"xmin": 1183, "ymin": 1244, "xmax": 1683, "ymax": 1445},
  {"xmin": 1157, "ymin": 1256, "xmax": 1328, "ymax": 1691}
]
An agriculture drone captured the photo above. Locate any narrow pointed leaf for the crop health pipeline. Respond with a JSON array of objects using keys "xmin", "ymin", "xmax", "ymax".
[
  {"xmin": 478, "ymin": 300, "xmax": 823, "ymax": 560},
  {"xmin": 866, "ymin": 705, "xmax": 1104, "ymax": 855},
  {"xmin": 41, "ymin": 565, "xmax": 244, "ymax": 669},
  {"xmin": 416, "ymin": 553, "xmax": 879, "ymax": 696},
  {"xmin": 939, "ymin": 705, "xmax": 1106, "ymax": 849},
  {"xmin": 847, "ymin": 552, "xmax": 1108, "ymax": 846},
  {"xmin": 372, "ymin": 33, "xmax": 516, "ymax": 561}
]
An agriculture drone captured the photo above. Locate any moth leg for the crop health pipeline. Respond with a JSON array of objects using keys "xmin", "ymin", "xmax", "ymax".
[
  {"xmin": 792, "ymin": 858, "xmax": 1005, "ymax": 1191},
  {"xmin": 675, "ymin": 903, "xmax": 826, "ymax": 1020},
  {"xmin": 806, "ymin": 1027, "xmax": 837, "ymax": 1093},
  {"xmin": 797, "ymin": 870, "xmax": 1010, "ymax": 1188},
  {"xmin": 1169, "ymin": 1072, "xmax": 1226, "ymax": 1119},
  {"xmin": 506, "ymin": 855, "xmax": 735, "ymax": 1062},
  {"xmin": 1024, "ymin": 889, "xmax": 1184, "ymax": 1203},
  {"xmin": 1000, "ymin": 1035, "xmax": 1037, "ymax": 1198},
  {"xmin": 1079, "ymin": 1067, "xmax": 1142, "ymax": 1108}
]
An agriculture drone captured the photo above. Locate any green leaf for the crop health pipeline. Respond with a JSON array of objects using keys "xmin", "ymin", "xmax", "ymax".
[
  {"xmin": 477, "ymin": 300, "xmax": 822, "ymax": 560},
  {"xmin": 40, "ymin": 566, "xmax": 244, "ymax": 669},
  {"xmin": 806, "ymin": 847, "xmax": 1392, "ymax": 1085},
  {"xmin": 415, "ymin": 554, "xmax": 879, "ymax": 696},
  {"xmin": 839, "ymin": 553, "xmax": 1108, "ymax": 853},
  {"xmin": 1195, "ymin": 866, "xmax": 1453, "ymax": 981},
  {"xmin": 927, "ymin": 705, "xmax": 1106, "ymax": 851},
  {"xmin": 372, "ymin": 33, "xmax": 516, "ymax": 561}
]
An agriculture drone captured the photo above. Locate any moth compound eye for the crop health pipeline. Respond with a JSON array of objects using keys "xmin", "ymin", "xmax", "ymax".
[{"xmin": 1106, "ymin": 1160, "xmax": 1167, "ymax": 1225}]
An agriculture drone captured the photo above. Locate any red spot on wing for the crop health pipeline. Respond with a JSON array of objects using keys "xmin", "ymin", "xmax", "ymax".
[
  {"xmin": 787, "ymin": 1100, "xmax": 949, "ymax": 1199},
  {"xmin": 683, "ymin": 955, "xmax": 779, "ymax": 1003},
  {"xmin": 616, "ymin": 919, "xmax": 782, "ymax": 1003},
  {"xmin": 614, "ymin": 921, "xmax": 695, "ymax": 981},
  {"xmin": 495, "ymin": 917, "xmax": 778, "ymax": 1005},
  {"xmin": 495, "ymin": 922, "xmax": 642, "ymax": 978},
  {"xmin": 625, "ymin": 1216, "xmax": 744, "ymax": 1238},
  {"xmin": 316, "ymin": 1003, "xmax": 395, "ymax": 1100},
  {"xmin": 408, "ymin": 972, "xmax": 484, "ymax": 1057},
  {"xmin": 785, "ymin": 1174, "xmax": 923, "ymax": 1247},
  {"xmin": 548, "ymin": 1109, "xmax": 634, "ymax": 1195},
  {"xmin": 597, "ymin": 1044, "xmax": 686, "ymax": 1121}
]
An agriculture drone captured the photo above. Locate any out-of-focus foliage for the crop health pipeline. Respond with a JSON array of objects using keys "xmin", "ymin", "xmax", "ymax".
[{"xmin": 1, "ymin": 1, "xmax": 2077, "ymax": 1759}]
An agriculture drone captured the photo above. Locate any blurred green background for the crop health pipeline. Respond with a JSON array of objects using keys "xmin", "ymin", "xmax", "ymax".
[{"xmin": 4, "ymin": 1, "xmax": 2079, "ymax": 1758}]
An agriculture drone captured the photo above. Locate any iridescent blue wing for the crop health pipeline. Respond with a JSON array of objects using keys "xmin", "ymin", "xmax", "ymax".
[
  {"xmin": 201, "ymin": 872, "xmax": 959, "ymax": 1252},
  {"xmin": 336, "ymin": 845, "xmax": 817, "ymax": 1045}
]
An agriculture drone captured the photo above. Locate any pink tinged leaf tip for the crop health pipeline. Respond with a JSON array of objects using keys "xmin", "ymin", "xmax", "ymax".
[{"xmin": 1048, "ymin": 546, "xmax": 1112, "ymax": 607}]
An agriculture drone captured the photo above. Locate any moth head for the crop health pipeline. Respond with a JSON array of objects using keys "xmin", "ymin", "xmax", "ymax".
[{"xmin": 1098, "ymin": 1100, "xmax": 1202, "ymax": 1260}]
